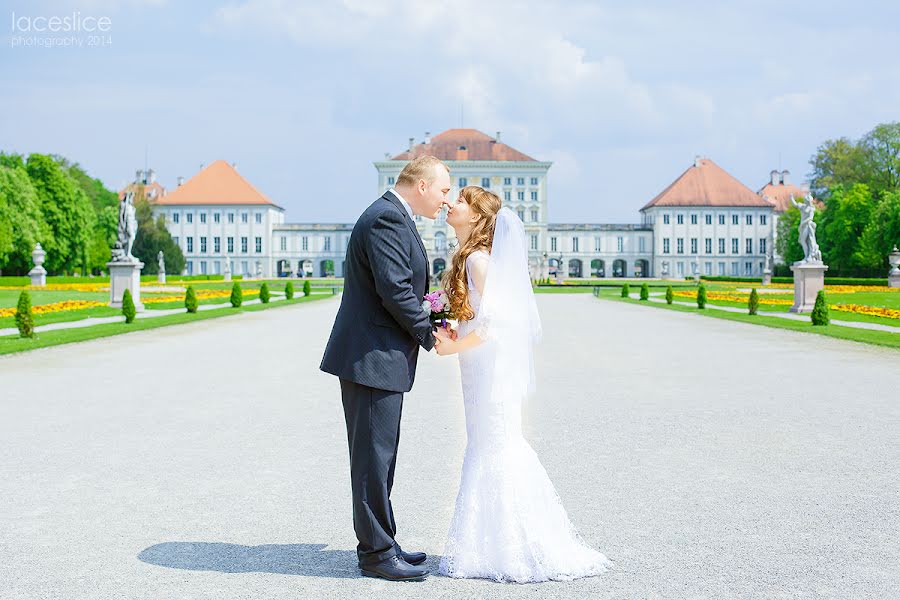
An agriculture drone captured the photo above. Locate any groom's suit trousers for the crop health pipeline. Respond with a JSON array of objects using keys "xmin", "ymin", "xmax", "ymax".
[{"xmin": 340, "ymin": 377, "xmax": 404, "ymax": 565}]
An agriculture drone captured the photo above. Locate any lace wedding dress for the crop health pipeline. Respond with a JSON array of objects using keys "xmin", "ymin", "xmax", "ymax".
[{"xmin": 438, "ymin": 241, "xmax": 612, "ymax": 583}]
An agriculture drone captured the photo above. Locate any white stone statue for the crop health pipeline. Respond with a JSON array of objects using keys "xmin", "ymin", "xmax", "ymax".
[
  {"xmin": 111, "ymin": 191, "xmax": 139, "ymax": 262},
  {"xmin": 790, "ymin": 193, "xmax": 822, "ymax": 264},
  {"xmin": 157, "ymin": 250, "xmax": 165, "ymax": 273}
]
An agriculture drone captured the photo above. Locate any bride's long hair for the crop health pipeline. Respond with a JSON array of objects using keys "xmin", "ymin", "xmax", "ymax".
[{"xmin": 442, "ymin": 186, "xmax": 502, "ymax": 322}]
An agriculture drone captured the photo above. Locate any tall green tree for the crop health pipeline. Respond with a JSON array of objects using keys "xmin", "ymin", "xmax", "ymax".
[
  {"xmin": 810, "ymin": 122, "xmax": 900, "ymax": 200},
  {"xmin": 820, "ymin": 184, "xmax": 875, "ymax": 274},
  {"xmin": 24, "ymin": 154, "xmax": 94, "ymax": 274},
  {"xmin": 858, "ymin": 190, "xmax": 900, "ymax": 273},
  {"xmin": 0, "ymin": 165, "xmax": 44, "ymax": 275},
  {"xmin": 131, "ymin": 195, "xmax": 185, "ymax": 275}
]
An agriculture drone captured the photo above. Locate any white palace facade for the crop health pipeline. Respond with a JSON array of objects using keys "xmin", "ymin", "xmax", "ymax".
[{"xmin": 143, "ymin": 128, "xmax": 794, "ymax": 280}]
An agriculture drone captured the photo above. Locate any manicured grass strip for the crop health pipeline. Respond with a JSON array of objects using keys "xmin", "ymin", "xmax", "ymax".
[
  {"xmin": 599, "ymin": 295, "xmax": 900, "ymax": 351},
  {"xmin": 0, "ymin": 294, "xmax": 334, "ymax": 356}
]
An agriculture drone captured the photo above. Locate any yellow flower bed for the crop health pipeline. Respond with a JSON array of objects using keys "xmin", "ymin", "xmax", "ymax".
[
  {"xmin": 673, "ymin": 291, "xmax": 793, "ymax": 306},
  {"xmin": 673, "ymin": 290, "xmax": 900, "ymax": 320},
  {"xmin": 831, "ymin": 304, "xmax": 900, "ymax": 320},
  {"xmin": 0, "ymin": 300, "xmax": 106, "ymax": 318},
  {"xmin": 0, "ymin": 283, "xmax": 109, "ymax": 292},
  {"xmin": 143, "ymin": 288, "xmax": 259, "ymax": 304}
]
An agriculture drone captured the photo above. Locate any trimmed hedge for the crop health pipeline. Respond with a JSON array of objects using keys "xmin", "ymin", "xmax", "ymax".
[
  {"xmin": 185, "ymin": 286, "xmax": 198, "ymax": 313},
  {"xmin": 640, "ymin": 283, "xmax": 649, "ymax": 301},
  {"xmin": 749, "ymin": 288, "xmax": 759, "ymax": 316},
  {"xmin": 665, "ymin": 286, "xmax": 673, "ymax": 305},
  {"xmin": 811, "ymin": 290, "xmax": 829, "ymax": 326},
  {"xmin": 285, "ymin": 281, "xmax": 294, "ymax": 300},
  {"xmin": 697, "ymin": 284, "xmax": 707, "ymax": 309},
  {"xmin": 122, "ymin": 289, "xmax": 136, "ymax": 323},
  {"xmin": 303, "ymin": 280, "xmax": 311, "ymax": 297},
  {"xmin": 230, "ymin": 282, "xmax": 243, "ymax": 307},
  {"xmin": 621, "ymin": 283, "xmax": 630, "ymax": 298},
  {"xmin": 260, "ymin": 283, "xmax": 270, "ymax": 304},
  {"xmin": 15, "ymin": 290, "xmax": 34, "ymax": 338},
  {"xmin": 701, "ymin": 275, "xmax": 888, "ymax": 287}
]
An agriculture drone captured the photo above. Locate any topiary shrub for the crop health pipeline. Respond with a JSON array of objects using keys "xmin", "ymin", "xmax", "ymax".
[
  {"xmin": 285, "ymin": 281, "xmax": 294, "ymax": 300},
  {"xmin": 665, "ymin": 285, "xmax": 674, "ymax": 305},
  {"xmin": 231, "ymin": 282, "xmax": 243, "ymax": 307},
  {"xmin": 15, "ymin": 290, "xmax": 34, "ymax": 338},
  {"xmin": 185, "ymin": 285, "xmax": 198, "ymax": 313},
  {"xmin": 303, "ymin": 280, "xmax": 311, "ymax": 297},
  {"xmin": 122, "ymin": 288, "xmax": 136, "ymax": 323},
  {"xmin": 260, "ymin": 282, "xmax": 270, "ymax": 304},
  {"xmin": 811, "ymin": 290, "xmax": 829, "ymax": 326},
  {"xmin": 697, "ymin": 284, "xmax": 707, "ymax": 309},
  {"xmin": 621, "ymin": 283, "xmax": 630, "ymax": 298},
  {"xmin": 749, "ymin": 288, "xmax": 759, "ymax": 316},
  {"xmin": 640, "ymin": 283, "xmax": 649, "ymax": 301}
]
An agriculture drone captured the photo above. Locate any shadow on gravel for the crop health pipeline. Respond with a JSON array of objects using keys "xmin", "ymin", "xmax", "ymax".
[
  {"xmin": 139, "ymin": 541, "xmax": 444, "ymax": 580},
  {"xmin": 139, "ymin": 542, "xmax": 366, "ymax": 579}
]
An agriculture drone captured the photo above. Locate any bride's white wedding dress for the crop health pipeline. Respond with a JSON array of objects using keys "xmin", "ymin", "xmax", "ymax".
[{"xmin": 438, "ymin": 236, "xmax": 612, "ymax": 583}]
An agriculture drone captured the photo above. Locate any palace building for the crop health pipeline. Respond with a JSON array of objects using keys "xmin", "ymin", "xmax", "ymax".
[{"xmin": 142, "ymin": 128, "xmax": 781, "ymax": 280}]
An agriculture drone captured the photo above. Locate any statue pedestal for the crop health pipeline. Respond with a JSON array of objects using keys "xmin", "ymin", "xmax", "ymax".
[
  {"xmin": 107, "ymin": 261, "xmax": 145, "ymax": 311},
  {"xmin": 28, "ymin": 266, "xmax": 47, "ymax": 287},
  {"xmin": 762, "ymin": 269, "xmax": 772, "ymax": 286},
  {"xmin": 157, "ymin": 272, "xmax": 166, "ymax": 284},
  {"xmin": 789, "ymin": 262, "xmax": 828, "ymax": 313},
  {"xmin": 889, "ymin": 273, "xmax": 900, "ymax": 288}
]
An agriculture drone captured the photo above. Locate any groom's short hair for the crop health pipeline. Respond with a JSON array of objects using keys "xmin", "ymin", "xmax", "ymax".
[{"xmin": 396, "ymin": 155, "xmax": 449, "ymax": 187}]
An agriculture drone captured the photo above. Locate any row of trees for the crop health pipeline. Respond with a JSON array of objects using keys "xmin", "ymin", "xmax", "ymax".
[
  {"xmin": 777, "ymin": 122, "xmax": 900, "ymax": 276},
  {"xmin": 0, "ymin": 153, "xmax": 183, "ymax": 276}
]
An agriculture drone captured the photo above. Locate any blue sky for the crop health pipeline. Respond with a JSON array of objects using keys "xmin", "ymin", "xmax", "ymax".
[{"xmin": 2, "ymin": 0, "xmax": 899, "ymax": 223}]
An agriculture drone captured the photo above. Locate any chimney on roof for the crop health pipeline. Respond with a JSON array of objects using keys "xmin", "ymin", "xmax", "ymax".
[
  {"xmin": 408, "ymin": 137, "xmax": 415, "ymax": 152},
  {"xmin": 694, "ymin": 155, "xmax": 702, "ymax": 168},
  {"xmin": 424, "ymin": 131, "xmax": 431, "ymax": 144},
  {"xmin": 199, "ymin": 163, "xmax": 205, "ymax": 171},
  {"xmin": 781, "ymin": 170, "xmax": 790, "ymax": 185},
  {"xmin": 232, "ymin": 162, "xmax": 237, "ymax": 170},
  {"xmin": 456, "ymin": 145, "xmax": 468, "ymax": 160},
  {"xmin": 135, "ymin": 169, "xmax": 143, "ymax": 183},
  {"xmin": 770, "ymin": 170, "xmax": 780, "ymax": 185},
  {"xmin": 384, "ymin": 152, "xmax": 390, "ymax": 159},
  {"xmin": 496, "ymin": 131, "xmax": 501, "ymax": 142},
  {"xmin": 147, "ymin": 168, "xmax": 156, "ymax": 184},
  {"xmin": 177, "ymin": 176, "xmax": 184, "ymax": 187}
]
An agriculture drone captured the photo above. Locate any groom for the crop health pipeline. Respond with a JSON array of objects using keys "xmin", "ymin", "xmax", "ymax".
[{"xmin": 320, "ymin": 155, "xmax": 452, "ymax": 581}]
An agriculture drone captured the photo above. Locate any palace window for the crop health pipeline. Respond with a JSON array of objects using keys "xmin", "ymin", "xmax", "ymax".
[
  {"xmin": 760, "ymin": 238, "xmax": 767, "ymax": 254},
  {"xmin": 517, "ymin": 177, "xmax": 525, "ymax": 185},
  {"xmin": 677, "ymin": 214, "xmax": 684, "ymax": 225},
  {"xmin": 227, "ymin": 237, "xmax": 234, "ymax": 253},
  {"xmin": 531, "ymin": 209, "xmax": 538, "ymax": 222},
  {"xmin": 746, "ymin": 214, "xmax": 753, "ymax": 225},
  {"xmin": 732, "ymin": 238, "xmax": 739, "ymax": 254},
  {"xmin": 761, "ymin": 215, "xmax": 768, "ymax": 225},
  {"xmin": 481, "ymin": 177, "xmax": 490, "ymax": 188},
  {"xmin": 186, "ymin": 213, "xmax": 193, "ymax": 224},
  {"xmin": 504, "ymin": 191, "xmax": 511, "ymax": 201},
  {"xmin": 255, "ymin": 237, "xmax": 262, "ymax": 253},
  {"xmin": 459, "ymin": 177, "xmax": 468, "ymax": 187},
  {"xmin": 719, "ymin": 214, "xmax": 725, "ymax": 225},
  {"xmin": 705, "ymin": 214, "xmax": 712, "ymax": 225},
  {"xmin": 517, "ymin": 191, "xmax": 525, "ymax": 201},
  {"xmin": 302, "ymin": 236, "xmax": 308, "ymax": 251},
  {"xmin": 241, "ymin": 236, "xmax": 248, "ymax": 253},
  {"xmin": 705, "ymin": 238, "xmax": 712, "ymax": 254},
  {"xmin": 214, "ymin": 237, "xmax": 221, "ymax": 253},
  {"xmin": 280, "ymin": 237, "xmax": 287, "ymax": 251},
  {"xmin": 732, "ymin": 214, "xmax": 739, "ymax": 225},
  {"xmin": 677, "ymin": 238, "xmax": 684, "ymax": 254},
  {"xmin": 214, "ymin": 212, "xmax": 220, "ymax": 224},
  {"xmin": 503, "ymin": 177, "xmax": 511, "ymax": 185},
  {"xmin": 228, "ymin": 213, "xmax": 234, "ymax": 224},
  {"xmin": 531, "ymin": 191, "xmax": 538, "ymax": 201},
  {"xmin": 663, "ymin": 238, "xmax": 670, "ymax": 254},
  {"xmin": 663, "ymin": 214, "xmax": 670, "ymax": 225},
  {"xmin": 746, "ymin": 238, "xmax": 753, "ymax": 254},
  {"xmin": 255, "ymin": 213, "xmax": 262, "ymax": 224},
  {"xmin": 173, "ymin": 213, "xmax": 180, "ymax": 224},
  {"xmin": 187, "ymin": 237, "xmax": 193, "ymax": 252},
  {"xmin": 551, "ymin": 237, "xmax": 557, "ymax": 252},
  {"xmin": 531, "ymin": 235, "xmax": 538, "ymax": 250},
  {"xmin": 690, "ymin": 238, "xmax": 697, "ymax": 254},
  {"xmin": 718, "ymin": 238, "xmax": 725, "ymax": 253},
  {"xmin": 241, "ymin": 213, "xmax": 248, "ymax": 224},
  {"xmin": 572, "ymin": 237, "xmax": 579, "ymax": 252},
  {"xmin": 530, "ymin": 177, "xmax": 538, "ymax": 185},
  {"xmin": 200, "ymin": 213, "xmax": 207, "ymax": 224},
  {"xmin": 691, "ymin": 214, "xmax": 697, "ymax": 225}
]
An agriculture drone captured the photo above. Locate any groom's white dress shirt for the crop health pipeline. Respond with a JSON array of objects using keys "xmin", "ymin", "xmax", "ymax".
[{"xmin": 388, "ymin": 188, "xmax": 414, "ymax": 220}]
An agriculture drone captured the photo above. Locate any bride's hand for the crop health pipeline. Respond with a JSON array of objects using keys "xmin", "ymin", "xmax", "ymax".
[{"xmin": 434, "ymin": 328, "xmax": 455, "ymax": 355}]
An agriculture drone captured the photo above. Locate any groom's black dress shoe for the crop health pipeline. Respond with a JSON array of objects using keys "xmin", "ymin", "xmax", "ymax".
[
  {"xmin": 360, "ymin": 556, "xmax": 428, "ymax": 581},
  {"xmin": 399, "ymin": 549, "xmax": 426, "ymax": 566}
]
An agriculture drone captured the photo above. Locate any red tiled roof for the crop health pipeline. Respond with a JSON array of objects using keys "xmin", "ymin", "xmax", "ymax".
[
  {"xmin": 758, "ymin": 181, "xmax": 811, "ymax": 213},
  {"xmin": 119, "ymin": 181, "xmax": 166, "ymax": 201},
  {"xmin": 641, "ymin": 158, "xmax": 772, "ymax": 210},
  {"xmin": 152, "ymin": 160, "xmax": 280, "ymax": 207},
  {"xmin": 391, "ymin": 129, "xmax": 537, "ymax": 162}
]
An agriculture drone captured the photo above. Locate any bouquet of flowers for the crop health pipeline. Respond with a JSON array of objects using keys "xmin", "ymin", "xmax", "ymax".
[{"xmin": 422, "ymin": 289, "xmax": 453, "ymax": 328}]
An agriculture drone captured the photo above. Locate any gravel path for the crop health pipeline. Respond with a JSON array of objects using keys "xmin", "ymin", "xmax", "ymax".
[{"xmin": 1, "ymin": 293, "xmax": 897, "ymax": 599}]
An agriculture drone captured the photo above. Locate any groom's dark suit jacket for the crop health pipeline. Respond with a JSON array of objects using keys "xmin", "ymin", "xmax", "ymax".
[{"xmin": 320, "ymin": 190, "xmax": 435, "ymax": 393}]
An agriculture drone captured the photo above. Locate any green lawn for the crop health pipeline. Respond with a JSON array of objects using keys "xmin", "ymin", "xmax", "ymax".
[
  {"xmin": 597, "ymin": 293, "xmax": 900, "ymax": 351},
  {"xmin": 0, "ymin": 293, "xmax": 335, "ymax": 355}
]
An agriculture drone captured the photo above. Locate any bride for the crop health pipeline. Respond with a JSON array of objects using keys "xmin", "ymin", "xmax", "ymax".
[{"xmin": 433, "ymin": 186, "xmax": 611, "ymax": 583}]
